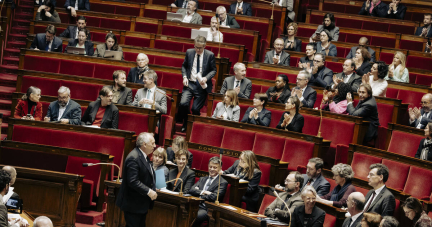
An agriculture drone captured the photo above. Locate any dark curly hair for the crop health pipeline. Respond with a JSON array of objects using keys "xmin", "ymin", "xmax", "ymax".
[
  {"xmin": 375, "ymin": 61, "xmax": 389, "ymax": 79},
  {"xmin": 276, "ymin": 74, "xmax": 290, "ymax": 91},
  {"xmin": 0, "ymin": 170, "xmax": 11, "ymax": 192},
  {"xmin": 333, "ymin": 82, "xmax": 351, "ymax": 104},
  {"xmin": 42, "ymin": 0, "xmax": 56, "ymax": 14},
  {"xmin": 323, "ymin": 13, "xmax": 335, "ymax": 30}
]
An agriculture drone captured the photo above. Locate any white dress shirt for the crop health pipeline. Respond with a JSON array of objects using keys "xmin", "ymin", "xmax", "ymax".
[
  {"xmin": 349, "ymin": 212, "xmax": 362, "ymax": 227},
  {"xmin": 67, "ymin": 0, "xmax": 79, "ymax": 10},
  {"xmin": 368, "ymin": 75, "xmax": 388, "ymax": 97},
  {"xmin": 57, "ymin": 100, "xmax": 69, "ymax": 121},
  {"xmin": 233, "ymin": 78, "xmax": 241, "ymax": 89},
  {"xmin": 182, "ymin": 12, "xmax": 194, "ymax": 23},
  {"xmin": 363, "ymin": 185, "xmax": 385, "ymax": 212},
  {"xmin": 200, "ymin": 175, "xmax": 218, "ymax": 195},
  {"xmin": 199, "ymin": 27, "xmax": 223, "ymax": 43},
  {"xmin": 273, "ymin": 51, "xmax": 281, "ymax": 64},
  {"xmin": 190, "ymin": 52, "xmax": 204, "ymax": 82},
  {"xmin": 235, "ymin": 1, "xmax": 243, "ymax": 14}
]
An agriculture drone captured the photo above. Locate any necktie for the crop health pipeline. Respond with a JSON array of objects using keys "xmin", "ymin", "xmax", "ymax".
[
  {"xmin": 197, "ymin": 54, "xmax": 201, "ymax": 74},
  {"xmin": 144, "ymin": 89, "xmax": 152, "ymax": 108},
  {"xmin": 45, "ymin": 41, "xmax": 50, "ymax": 51},
  {"xmin": 280, "ymin": 194, "xmax": 292, "ymax": 210},
  {"xmin": 181, "ymin": 0, "xmax": 187, "ymax": 8},
  {"xmin": 204, "ymin": 177, "xmax": 213, "ymax": 191},
  {"xmin": 364, "ymin": 191, "xmax": 376, "ymax": 212},
  {"xmin": 235, "ymin": 81, "xmax": 240, "ymax": 88}
]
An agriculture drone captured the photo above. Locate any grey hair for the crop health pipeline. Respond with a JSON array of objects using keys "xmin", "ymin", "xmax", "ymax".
[
  {"xmin": 331, "ymin": 163, "xmax": 354, "ymax": 180},
  {"xmin": 216, "ymin": 6, "xmax": 226, "ymax": 13},
  {"xmin": 301, "ymin": 185, "xmax": 317, "ymax": 198},
  {"xmin": 298, "ymin": 70, "xmax": 311, "ymax": 81},
  {"xmin": 381, "ymin": 216, "xmax": 399, "ymax": 227},
  {"xmin": 58, "ymin": 86, "xmax": 70, "ymax": 96},
  {"xmin": 208, "ymin": 156, "xmax": 222, "ymax": 166},
  {"xmin": 144, "ymin": 70, "xmax": 158, "ymax": 83},
  {"xmin": 137, "ymin": 53, "xmax": 149, "ymax": 62},
  {"xmin": 233, "ymin": 62, "xmax": 245, "ymax": 73},
  {"xmin": 274, "ymin": 38, "xmax": 284, "ymax": 44},
  {"xmin": 211, "ymin": 16, "xmax": 217, "ymax": 22},
  {"xmin": 33, "ymin": 216, "xmax": 53, "ymax": 227},
  {"xmin": 136, "ymin": 132, "xmax": 154, "ymax": 147},
  {"xmin": 194, "ymin": 35, "xmax": 207, "ymax": 46}
]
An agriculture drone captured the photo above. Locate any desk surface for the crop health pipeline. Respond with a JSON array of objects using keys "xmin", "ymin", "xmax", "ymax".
[{"xmin": 9, "ymin": 211, "xmax": 34, "ymax": 227}]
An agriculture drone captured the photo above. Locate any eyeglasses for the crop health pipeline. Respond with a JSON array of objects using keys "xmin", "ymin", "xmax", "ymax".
[
  {"xmin": 420, "ymin": 101, "xmax": 429, "ymax": 104},
  {"xmin": 194, "ymin": 45, "xmax": 204, "ymax": 50}
]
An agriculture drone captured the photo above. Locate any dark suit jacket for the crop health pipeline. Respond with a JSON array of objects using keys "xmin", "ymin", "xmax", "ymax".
[
  {"xmin": 300, "ymin": 56, "xmax": 314, "ymax": 67},
  {"xmin": 173, "ymin": 0, "xmax": 198, "ymax": 8},
  {"xmin": 283, "ymin": 37, "xmax": 302, "ymax": 52},
  {"xmin": 359, "ymin": 1, "xmax": 388, "ymax": 17},
  {"xmin": 224, "ymin": 160, "xmax": 262, "ymax": 203},
  {"xmin": 364, "ymin": 186, "xmax": 396, "ymax": 216},
  {"xmin": 64, "ymin": 0, "xmax": 90, "ymax": 11},
  {"xmin": 229, "ymin": 2, "xmax": 252, "ymax": 16},
  {"xmin": 65, "ymin": 39, "xmax": 94, "ymax": 56},
  {"xmin": 342, "ymin": 213, "xmax": 363, "ymax": 227},
  {"xmin": 309, "ymin": 66, "xmax": 333, "ymax": 88},
  {"xmin": 276, "ymin": 112, "xmax": 304, "ymax": 133},
  {"xmin": 415, "ymin": 26, "xmax": 432, "ymax": 38},
  {"xmin": 386, "ymin": 4, "xmax": 406, "ymax": 20},
  {"xmin": 126, "ymin": 66, "xmax": 152, "ymax": 84},
  {"xmin": 355, "ymin": 61, "xmax": 372, "ymax": 76},
  {"xmin": 347, "ymin": 96, "xmax": 379, "ymax": 142},
  {"xmin": 220, "ymin": 76, "xmax": 252, "ymax": 99},
  {"xmin": 167, "ymin": 167, "xmax": 195, "ymax": 194},
  {"xmin": 410, "ymin": 109, "xmax": 432, "ymax": 129},
  {"xmin": 266, "ymin": 86, "xmax": 291, "ymax": 104},
  {"xmin": 221, "ymin": 14, "xmax": 240, "ymax": 28},
  {"xmin": 332, "ymin": 72, "xmax": 362, "ymax": 93},
  {"xmin": 166, "ymin": 147, "xmax": 193, "ymax": 168},
  {"xmin": 116, "ymin": 147, "xmax": 156, "ymax": 214},
  {"xmin": 103, "ymin": 85, "xmax": 133, "ymax": 106},
  {"xmin": 294, "ymin": 86, "xmax": 317, "ymax": 109},
  {"xmin": 14, "ymin": 99, "xmax": 43, "ymax": 121},
  {"xmin": 46, "ymin": 99, "xmax": 82, "ymax": 125},
  {"xmin": 30, "ymin": 33, "xmax": 63, "ymax": 52},
  {"xmin": 189, "ymin": 175, "xmax": 228, "ymax": 209},
  {"xmin": 182, "ymin": 49, "xmax": 217, "ymax": 93},
  {"xmin": 81, "ymin": 99, "xmax": 119, "ymax": 129},
  {"xmin": 301, "ymin": 174, "xmax": 330, "ymax": 197},
  {"xmin": 0, "ymin": 204, "xmax": 8, "ymax": 227},
  {"xmin": 264, "ymin": 50, "xmax": 290, "ymax": 66},
  {"xmin": 291, "ymin": 205, "xmax": 326, "ymax": 227},
  {"xmin": 264, "ymin": 191, "xmax": 304, "ymax": 223},
  {"xmin": 241, "ymin": 107, "xmax": 272, "ymax": 127},
  {"xmin": 34, "ymin": 0, "xmax": 56, "ymax": 7},
  {"xmin": 59, "ymin": 25, "xmax": 92, "ymax": 40},
  {"xmin": 415, "ymin": 138, "xmax": 432, "ymax": 161},
  {"xmin": 316, "ymin": 42, "xmax": 337, "ymax": 57},
  {"xmin": 346, "ymin": 46, "xmax": 376, "ymax": 62}
]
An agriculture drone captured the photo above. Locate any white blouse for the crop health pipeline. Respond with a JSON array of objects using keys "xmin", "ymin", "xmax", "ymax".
[{"xmin": 369, "ymin": 75, "xmax": 388, "ymax": 97}]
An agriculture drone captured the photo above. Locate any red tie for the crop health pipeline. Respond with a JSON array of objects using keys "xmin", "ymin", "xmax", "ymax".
[{"xmin": 364, "ymin": 192, "xmax": 376, "ymax": 212}]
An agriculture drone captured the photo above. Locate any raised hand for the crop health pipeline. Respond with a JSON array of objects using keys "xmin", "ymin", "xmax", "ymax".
[
  {"xmin": 409, "ymin": 108, "xmax": 416, "ymax": 121},
  {"xmin": 346, "ymin": 93, "xmax": 353, "ymax": 103}
]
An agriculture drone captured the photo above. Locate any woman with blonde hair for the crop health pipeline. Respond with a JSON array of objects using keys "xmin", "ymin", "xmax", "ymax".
[
  {"xmin": 283, "ymin": 22, "xmax": 302, "ymax": 52},
  {"xmin": 152, "ymin": 147, "xmax": 169, "ymax": 182},
  {"xmin": 361, "ymin": 212, "xmax": 382, "ymax": 227},
  {"xmin": 221, "ymin": 150, "xmax": 262, "ymax": 212},
  {"xmin": 385, "ymin": 51, "xmax": 409, "ymax": 83},
  {"xmin": 166, "ymin": 136, "xmax": 193, "ymax": 167},
  {"xmin": 167, "ymin": 149, "xmax": 195, "ymax": 193},
  {"xmin": 212, "ymin": 89, "xmax": 240, "ymax": 121}
]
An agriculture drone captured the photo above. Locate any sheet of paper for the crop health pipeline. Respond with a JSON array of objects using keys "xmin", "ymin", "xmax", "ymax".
[
  {"xmin": 220, "ymin": 205, "xmax": 236, "ymax": 210},
  {"xmin": 160, "ymin": 188, "xmax": 179, "ymax": 194}
]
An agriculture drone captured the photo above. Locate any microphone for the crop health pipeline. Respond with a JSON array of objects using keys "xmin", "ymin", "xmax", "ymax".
[
  {"xmin": 155, "ymin": 89, "xmax": 175, "ymax": 102},
  {"xmin": 317, "ymin": 104, "xmax": 323, "ymax": 138},
  {"xmin": 165, "ymin": 178, "xmax": 184, "ymax": 196},
  {"xmin": 215, "ymin": 148, "xmax": 223, "ymax": 205},
  {"xmin": 82, "ymin": 163, "xmax": 121, "ymax": 183},
  {"xmin": 272, "ymin": 189, "xmax": 292, "ymax": 226}
]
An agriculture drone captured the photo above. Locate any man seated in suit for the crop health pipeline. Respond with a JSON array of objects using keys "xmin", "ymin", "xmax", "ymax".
[
  {"xmin": 44, "ymin": 86, "xmax": 81, "ymax": 125},
  {"xmin": 291, "ymin": 70, "xmax": 317, "ymax": 108},
  {"xmin": 132, "ymin": 70, "xmax": 167, "ymax": 114},
  {"xmin": 127, "ymin": 53, "xmax": 152, "ymax": 84},
  {"xmin": 347, "ymin": 84, "xmax": 380, "ymax": 144},
  {"xmin": 265, "ymin": 171, "xmax": 304, "ymax": 224},
  {"xmin": 220, "ymin": 62, "xmax": 252, "ymax": 99},
  {"xmin": 386, "ymin": 0, "xmax": 406, "ymax": 20},
  {"xmin": 342, "ymin": 192, "xmax": 365, "ymax": 227},
  {"xmin": 415, "ymin": 14, "xmax": 432, "ymax": 38},
  {"xmin": 264, "ymin": 38, "xmax": 290, "ymax": 66},
  {"xmin": 380, "ymin": 216, "xmax": 399, "ymax": 227},
  {"xmin": 2, "ymin": 166, "xmax": 18, "ymax": 204},
  {"xmin": 409, "ymin": 93, "xmax": 432, "ymax": 129},
  {"xmin": 358, "ymin": 0, "xmax": 388, "ymax": 17},
  {"xmin": 30, "ymin": 25, "xmax": 62, "ymax": 52},
  {"xmin": 299, "ymin": 43, "xmax": 316, "ymax": 69},
  {"xmin": 273, "ymin": 0, "xmax": 295, "ymax": 23},
  {"xmin": 306, "ymin": 53, "xmax": 333, "ymax": 88},
  {"xmin": 199, "ymin": 17, "xmax": 223, "ymax": 43},
  {"xmin": 300, "ymin": 157, "xmax": 330, "ymax": 197},
  {"xmin": 64, "ymin": 0, "xmax": 90, "ymax": 17},
  {"xmin": 331, "ymin": 59, "xmax": 362, "ymax": 93},
  {"xmin": 216, "ymin": 6, "xmax": 240, "ymax": 28},
  {"xmin": 229, "ymin": 0, "xmax": 252, "ymax": 16},
  {"xmin": 58, "ymin": 16, "xmax": 90, "ymax": 40},
  {"xmin": 363, "ymin": 163, "xmax": 396, "ymax": 216},
  {"xmin": 81, "ymin": 87, "xmax": 119, "ymax": 129},
  {"xmin": 33, "ymin": 216, "xmax": 53, "ymax": 227},
  {"xmin": 178, "ymin": 35, "xmax": 217, "ymax": 132},
  {"xmin": 103, "ymin": 70, "xmax": 133, "ymax": 106},
  {"xmin": 346, "ymin": 37, "xmax": 376, "ymax": 62},
  {"xmin": 177, "ymin": 0, "xmax": 202, "ymax": 24},
  {"xmin": 189, "ymin": 157, "xmax": 228, "ymax": 227}
]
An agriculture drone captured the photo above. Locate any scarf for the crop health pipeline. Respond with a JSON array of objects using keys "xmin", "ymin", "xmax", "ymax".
[
  {"xmin": 329, "ymin": 180, "xmax": 351, "ymax": 202},
  {"xmin": 369, "ymin": 0, "xmax": 381, "ymax": 14},
  {"xmin": 421, "ymin": 139, "xmax": 432, "ymax": 160}
]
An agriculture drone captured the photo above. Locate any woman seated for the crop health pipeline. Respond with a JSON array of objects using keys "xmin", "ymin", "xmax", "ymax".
[
  {"xmin": 212, "ymin": 89, "xmax": 240, "ymax": 122},
  {"xmin": 402, "ymin": 197, "xmax": 432, "ymax": 227},
  {"xmin": 166, "ymin": 149, "xmax": 195, "ymax": 194},
  {"xmin": 241, "ymin": 93, "xmax": 272, "ymax": 127},
  {"xmin": 266, "ymin": 74, "xmax": 291, "ymax": 104},
  {"xmin": 152, "ymin": 147, "xmax": 169, "ymax": 182},
  {"xmin": 416, "ymin": 122, "xmax": 432, "ymax": 161},
  {"xmin": 386, "ymin": 0, "xmax": 407, "ymax": 20},
  {"xmin": 14, "ymin": 86, "xmax": 43, "ymax": 121},
  {"xmin": 316, "ymin": 163, "xmax": 356, "ymax": 208},
  {"xmin": 353, "ymin": 47, "xmax": 372, "ymax": 76},
  {"xmin": 316, "ymin": 30, "xmax": 337, "ymax": 57},
  {"xmin": 166, "ymin": 136, "xmax": 193, "ymax": 168},
  {"xmin": 283, "ymin": 23, "xmax": 302, "ymax": 52},
  {"xmin": 94, "ymin": 33, "xmax": 124, "ymax": 60},
  {"xmin": 362, "ymin": 61, "xmax": 388, "ymax": 97},
  {"xmin": 361, "ymin": 212, "xmax": 382, "ymax": 227},
  {"xmin": 290, "ymin": 186, "xmax": 326, "ymax": 227},
  {"xmin": 309, "ymin": 13, "xmax": 339, "ymax": 42},
  {"xmin": 385, "ymin": 51, "xmax": 409, "ymax": 83},
  {"xmin": 276, "ymin": 96, "xmax": 304, "ymax": 133},
  {"xmin": 221, "ymin": 150, "xmax": 261, "ymax": 212},
  {"xmin": 65, "ymin": 28, "xmax": 94, "ymax": 56},
  {"xmin": 35, "ymin": 0, "xmax": 61, "ymax": 23},
  {"xmin": 320, "ymin": 82, "xmax": 351, "ymax": 114}
]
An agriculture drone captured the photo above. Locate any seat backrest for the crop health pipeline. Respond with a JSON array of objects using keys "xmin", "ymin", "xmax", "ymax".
[
  {"xmin": 252, "ymin": 133, "xmax": 285, "ymax": 159},
  {"xmin": 258, "ymin": 194, "xmax": 276, "ymax": 215},
  {"xmin": 65, "ymin": 156, "xmax": 102, "ymax": 196},
  {"xmin": 0, "ymin": 147, "xmax": 68, "ymax": 172},
  {"xmin": 351, "ymin": 153, "xmax": 382, "ymax": 181},
  {"xmin": 403, "ymin": 166, "xmax": 432, "ymax": 200},
  {"xmin": 281, "ymin": 138, "xmax": 315, "ymax": 172},
  {"xmin": 221, "ymin": 128, "xmax": 256, "ymax": 151},
  {"xmin": 320, "ymin": 118, "xmax": 355, "ymax": 147},
  {"xmin": 189, "ymin": 122, "xmax": 224, "ymax": 147},
  {"xmin": 302, "ymin": 114, "xmax": 320, "ymax": 136},
  {"xmin": 324, "ymin": 214, "xmax": 336, "ymax": 227},
  {"xmin": 377, "ymin": 103, "xmax": 394, "ymax": 127},
  {"xmin": 118, "ymin": 111, "xmax": 149, "ymax": 135},
  {"xmin": 381, "ymin": 159, "xmax": 410, "ymax": 191},
  {"xmin": 387, "ymin": 131, "xmax": 423, "ymax": 157},
  {"xmin": 268, "ymin": 109, "xmax": 284, "ymax": 128},
  {"xmin": 258, "ymin": 162, "xmax": 272, "ymax": 185},
  {"xmin": 397, "ymin": 90, "xmax": 425, "ymax": 109}
]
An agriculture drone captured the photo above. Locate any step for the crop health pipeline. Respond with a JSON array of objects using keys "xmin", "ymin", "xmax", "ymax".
[
  {"xmin": 15, "ymin": 7, "xmax": 33, "ymax": 15},
  {"xmin": 0, "ymin": 65, "xmax": 18, "ymax": 75},
  {"xmin": 19, "ymin": 0, "xmax": 34, "ymax": 6},
  {"xmin": 0, "ymin": 86, "xmax": 16, "ymax": 100},
  {"xmin": 12, "ymin": 19, "xmax": 31, "ymax": 28},
  {"xmin": 6, "ymin": 41, "xmax": 26, "ymax": 49},
  {"xmin": 3, "ymin": 57, "xmax": 19, "ymax": 67},
  {"xmin": 0, "ymin": 74, "xmax": 17, "ymax": 87},
  {"xmin": 1, "ymin": 123, "xmax": 7, "ymax": 134},
  {"xmin": 0, "ymin": 99, "xmax": 12, "ymax": 110},
  {"xmin": 75, "ymin": 211, "xmax": 104, "ymax": 225},
  {"xmin": 0, "ymin": 110, "xmax": 11, "ymax": 120},
  {"xmin": 14, "ymin": 13, "xmax": 33, "ymax": 21},
  {"xmin": 4, "ymin": 48, "xmax": 21, "ymax": 58},
  {"xmin": 11, "ymin": 27, "xmax": 29, "ymax": 36}
]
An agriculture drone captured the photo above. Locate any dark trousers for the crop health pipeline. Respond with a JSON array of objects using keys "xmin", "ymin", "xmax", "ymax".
[
  {"xmin": 178, "ymin": 81, "xmax": 207, "ymax": 126},
  {"xmin": 124, "ymin": 211, "xmax": 148, "ymax": 227},
  {"xmin": 192, "ymin": 208, "xmax": 208, "ymax": 227}
]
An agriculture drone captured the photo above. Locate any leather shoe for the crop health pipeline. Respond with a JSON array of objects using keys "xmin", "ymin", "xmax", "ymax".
[{"xmin": 96, "ymin": 222, "xmax": 105, "ymax": 226}]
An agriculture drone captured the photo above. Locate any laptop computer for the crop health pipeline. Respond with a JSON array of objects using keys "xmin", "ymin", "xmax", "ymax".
[
  {"xmin": 167, "ymin": 12, "xmax": 185, "ymax": 22},
  {"xmin": 191, "ymin": 29, "xmax": 208, "ymax": 39},
  {"xmin": 103, "ymin": 50, "xmax": 123, "ymax": 60},
  {"xmin": 66, "ymin": 46, "xmax": 86, "ymax": 55}
]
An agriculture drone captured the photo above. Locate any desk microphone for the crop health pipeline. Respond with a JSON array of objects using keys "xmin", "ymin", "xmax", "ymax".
[
  {"xmin": 82, "ymin": 163, "xmax": 121, "ymax": 183},
  {"xmin": 272, "ymin": 189, "xmax": 291, "ymax": 226},
  {"xmin": 215, "ymin": 148, "xmax": 223, "ymax": 205},
  {"xmin": 155, "ymin": 89, "xmax": 175, "ymax": 102},
  {"xmin": 166, "ymin": 178, "xmax": 184, "ymax": 196}
]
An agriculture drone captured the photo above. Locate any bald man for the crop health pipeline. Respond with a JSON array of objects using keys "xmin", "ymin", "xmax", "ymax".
[
  {"xmin": 409, "ymin": 93, "xmax": 432, "ymax": 129},
  {"xmin": 345, "ymin": 37, "xmax": 376, "ymax": 62},
  {"xmin": 2, "ymin": 166, "xmax": 19, "ymax": 204},
  {"xmin": 264, "ymin": 38, "xmax": 290, "ymax": 66},
  {"xmin": 33, "ymin": 216, "xmax": 53, "ymax": 227},
  {"xmin": 342, "ymin": 192, "xmax": 365, "ymax": 227}
]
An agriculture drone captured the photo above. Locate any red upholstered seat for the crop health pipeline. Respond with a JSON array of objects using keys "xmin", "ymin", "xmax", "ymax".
[
  {"xmin": 376, "ymin": 103, "xmax": 394, "ymax": 127},
  {"xmin": 399, "ymin": 40, "xmax": 424, "ymax": 52},
  {"xmin": 134, "ymin": 22, "xmax": 159, "ymax": 34},
  {"xmin": 115, "ymin": 6, "xmax": 141, "ymax": 16},
  {"xmin": 381, "ymin": 159, "xmax": 409, "ymax": 191},
  {"xmin": 385, "ymin": 87, "xmax": 399, "ymax": 99},
  {"xmin": 326, "ymin": 178, "xmax": 338, "ymax": 192},
  {"xmin": 211, "ymin": 47, "xmax": 240, "ymax": 63},
  {"xmin": 65, "ymin": 156, "xmax": 102, "ymax": 195},
  {"xmin": 301, "ymin": 114, "xmax": 320, "ymax": 136},
  {"xmin": 239, "ymin": 104, "xmax": 250, "ymax": 119},
  {"xmin": 336, "ymin": 18, "xmax": 363, "ymax": 30},
  {"xmin": 154, "ymin": 40, "xmax": 185, "ymax": 52},
  {"xmin": 93, "ymin": 64, "xmax": 130, "ymax": 80},
  {"xmin": 370, "ymin": 36, "xmax": 396, "ymax": 48},
  {"xmin": 407, "ymin": 56, "xmax": 432, "ymax": 71},
  {"xmin": 0, "ymin": 147, "xmax": 68, "ymax": 172},
  {"xmin": 189, "ymin": 149, "xmax": 204, "ymax": 170},
  {"xmin": 161, "ymin": 25, "xmax": 191, "ymax": 39},
  {"xmin": 351, "ymin": 153, "xmax": 382, "ymax": 181},
  {"xmin": 124, "ymin": 36, "xmax": 151, "ymax": 48},
  {"xmin": 250, "ymin": 84, "xmax": 262, "ymax": 99},
  {"xmin": 159, "ymin": 115, "xmax": 173, "ymax": 146},
  {"xmin": 222, "ymin": 33, "xmax": 255, "ymax": 56},
  {"xmin": 257, "ymin": 162, "xmax": 271, "ymax": 185},
  {"xmin": 281, "ymin": 138, "xmax": 315, "ymax": 172},
  {"xmin": 314, "ymin": 93, "xmax": 323, "ymax": 108},
  {"xmin": 252, "ymin": 133, "xmax": 285, "ymax": 159},
  {"xmin": 160, "ymin": 72, "xmax": 184, "ymax": 91},
  {"xmin": 324, "ymin": 214, "xmax": 336, "ymax": 227},
  {"xmin": 90, "ymin": 3, "xmax": 116, "ymax": 13},
  {"xmin": 269, "ymin": 109, "xmax": 284, "ymax": 128},
  {"xmin": 321, "ymin": 118, "xmax": 354, "ymax": 147},
  {"xmin": 23, "ymin": 55, "xmax": 61, "ymax": 73},
  {"xmin": 100, "ymin": 18, "xmax": 131, "ymax": 31},
  {"xmin": 246, "ymin": 68, "xmax": 278, "ymax": 80},
  {"xmin": 154, "ymin": 56, "xmax": 184, "ymax": 68},
  {"xmin": 221, "ymin": 128, "xmax": 255, "ymax": 151},
  {"xmin": 91, "ymin": 32, "xmax": 109, "ymax": 43},
  {"xmin": 21, "ymin": 76, "xmax": 61, "ymax": 96},
  {"xmin": 221, "ymin": 156, "xmax": 237, "ymax": 173},
  {"xmin": 403, "ymin": 166, "xmax": 432, "ymax": 200},
  {"xmin": 59, "ymin": 60, "xmax": 95, "ymax": 78},
  {"xmin": 143, "ymin": 9, "xmax": 167, "ymax": 19},
  {"xmin": 325, "ymin": 62, "xmax": 342, "ymax": 72},
  {"xmin": 258, "ymin": 194, "xmax": 276, "ymax": 215},
  {"xmin": 190, "ymin": 122, "xmax": 224, "ymax": 146},
  {"xmin": 397, "ymin": 89, "xmax": 425, "ymax": 108},
  {"xmin": 415, "ymin": 74, "xmax": 432, "ymax": 86},
  {"xmin": 387, "ymin": 130, "xmax": 423, "ymax": 157},
  {"xmin": 61, "ymin": 81, "xmax": 101, "ymax": 101},
  {"xmin": 243, "ymin": 21, "xmax": 269, "ymax": 40},
  {"xmin": 118, "ymin": 111, "xmax": 149, "ymax": 135},
  {"xmin": 296, "ymin": 27, "xmax": 316, "ymax": 38},
  {"xmin": 379, "ymin": 52, "xmax": 394, "ymax": 64}
]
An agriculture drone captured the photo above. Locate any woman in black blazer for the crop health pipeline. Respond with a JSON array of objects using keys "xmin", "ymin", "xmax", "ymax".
[
  {"xmin": 353, "ymin": 46, "xmax": 372, "ymax": 76},
  {"xmin": 291, "ymin": 186, "xmax": 326, "ymax": 227},
  {"xmin": 65, "ymin": 28, "xmax": 94, "ymax": 56},
  {"xmin": 276, "ymin": 96, "xmax": 304, "ymax": 133},
  {"xmin": 266, "ymin": 74, "xmax": 291, "ymax": 104},
  {"xmin": 283, "ymin": 22, "xmax": 302, "ymax": 52},
  {"xmin": 221, "ymin": 150, "xmax": 262, "ymax": 212},
  {"xmin": 416, "ymin": 122, "xmax": 432, "ymax": 161},
  {"xmin": 166, "ymin": 149, "xmax": 195, "ymax": 194},
  {"xmin": 241, "ymin": 93, "xmax": 272, "ymax": 127}
]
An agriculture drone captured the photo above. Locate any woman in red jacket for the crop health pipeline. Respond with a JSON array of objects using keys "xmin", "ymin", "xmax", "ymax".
[{"xmin": 14, "ymin": 86, "xmax": 43, "ymax": 121}]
